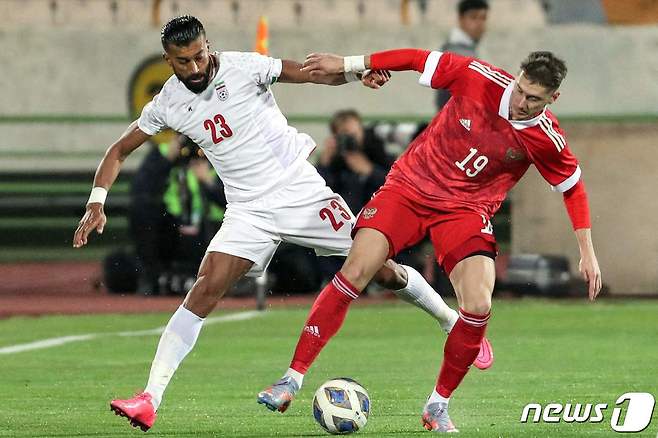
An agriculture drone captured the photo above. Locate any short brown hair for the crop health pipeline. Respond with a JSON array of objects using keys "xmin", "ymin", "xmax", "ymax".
[
  {"xmin": 329, "ymin": 109, "xmax": 362, "ymax": 134},
  {"xmin": 520, "ymin": 51, "xmax": 567, "ymax": 91}
]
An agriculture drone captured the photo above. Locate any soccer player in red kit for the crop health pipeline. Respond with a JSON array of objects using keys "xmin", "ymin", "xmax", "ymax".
[{"xmin": 258, "ymin": 49, "xmax": 602, "ymax": 432}]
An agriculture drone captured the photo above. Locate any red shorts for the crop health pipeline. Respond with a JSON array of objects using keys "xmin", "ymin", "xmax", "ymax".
[{"xmin": 354, "ymin": 187, "xmax": 497, "ymax": 275}]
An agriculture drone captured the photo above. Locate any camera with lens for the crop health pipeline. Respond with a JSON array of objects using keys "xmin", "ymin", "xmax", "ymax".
[{"xmin": 335, "ymin": 134, "xmax": 360, "ymax": 154}]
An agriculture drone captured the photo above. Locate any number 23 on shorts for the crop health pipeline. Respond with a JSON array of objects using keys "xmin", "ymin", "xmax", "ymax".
[{"xmin": 319, "ymin": 199, "xmax": 352, "ymax": 232}]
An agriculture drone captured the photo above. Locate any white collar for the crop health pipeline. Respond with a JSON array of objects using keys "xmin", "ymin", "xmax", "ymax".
[
  {"xmin": 449, "ymin": 27, "xmax": 476, "ymax": 47},
  {"xmin": 498, "ymin": 80, "xmax": 547, "ymax": 130}
]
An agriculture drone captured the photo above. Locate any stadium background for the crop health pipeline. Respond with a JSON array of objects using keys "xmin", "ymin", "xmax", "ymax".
[{"xmin": 1, "ymin": 1, "xmax": 657, "ymax": 437}]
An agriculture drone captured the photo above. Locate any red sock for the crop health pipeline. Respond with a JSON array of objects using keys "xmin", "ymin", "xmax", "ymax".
[
  {"xmin": 436, "ymin": 308, "xmax": 490, "ymax": 398},
  {"xmin": 289, "ymin": 272, "xmax": 360, "ymax": 374}
]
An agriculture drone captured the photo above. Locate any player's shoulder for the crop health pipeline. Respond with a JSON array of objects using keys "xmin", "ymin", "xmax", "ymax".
[
  {"xmin": 464, "ymin": 57, "xmax": 514, "ymax": 88},
  {"xmin": 220, "ymin": 50, "xmax": 248, "ymax": 62},
  {"xmin": 220, "ymin": 51, "xmax": 271, "ymax": 68},
  {"xmin": 521, "ymin": 109, "xmax": 567, "ymax": 152},
  {"xmin": 153, "ymin": 74, "xmax": 182, "ymax": 105}
]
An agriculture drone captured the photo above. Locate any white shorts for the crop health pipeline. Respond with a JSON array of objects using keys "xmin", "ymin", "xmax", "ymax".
[{"xmin": 206, "ymin": 161, "xmax": 355, "ymax": 277}]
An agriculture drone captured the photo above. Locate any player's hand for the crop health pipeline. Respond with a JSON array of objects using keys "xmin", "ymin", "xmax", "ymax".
[
  {"xmin": 302, "ymin": 53, "xmax": 344, "ymax": 76},
  {"xmin": 319, "ymin": 136, "xmax": 338, "ymax": 166},
  {"xmin": 73, "ymin": 203, "xmax": 106, "ymax": 248},
  {"xmin": 578, "ymin": 253, "xmax": 602, "ymax": 301},
  {"xmin": 362, "ymin": 70, "xmax": 391, "ymax": 89}
]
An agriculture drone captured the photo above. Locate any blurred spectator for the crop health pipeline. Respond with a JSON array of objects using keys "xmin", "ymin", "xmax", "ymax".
[
  {"xmin": 128, "ymin": 134, "xmax": 226, "ymax": 295},
  {"xmin": 436, "ymin": 0, "xmax": 489, "ymax": 110},
  {"xmin": 317, "ymin": 109, "xmax": 394, "ymax": 214}
]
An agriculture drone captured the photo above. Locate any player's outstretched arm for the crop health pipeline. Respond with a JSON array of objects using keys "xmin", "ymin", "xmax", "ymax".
[
  {"xmin": 302, "ymin": 49, "xmax": 429, "ymax": 77},
  {"xmin": 279, "ymin": 59, "xmax": 347, "ymax": 85},
  {"xmin": 73, "ymin": 121, "xmax": 150, "ymax": 248},
  {"xmin": 574, "ymin": 229, "xmax": 602, "ymax": 301},
  {"xmin": 279, "ymin": 59, "xmax": 389, "ymax": 89},
  {"xmin": 563, "ymin": 180, "xmax": 602, "ymax": 300}
]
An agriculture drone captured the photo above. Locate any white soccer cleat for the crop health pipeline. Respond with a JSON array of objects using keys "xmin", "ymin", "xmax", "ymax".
[
  {"xmin": 257, "ymin": 376, "xmax": 300, "ymax": 413},
  {"xmin": 421, "ymin": 401, "xmax": 459, "ymax": 433}
]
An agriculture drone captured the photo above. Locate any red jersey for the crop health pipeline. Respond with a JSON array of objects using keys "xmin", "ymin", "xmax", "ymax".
[{"xmin": 385, "ymin": 51, "xmax": 580, "ymax": 218}]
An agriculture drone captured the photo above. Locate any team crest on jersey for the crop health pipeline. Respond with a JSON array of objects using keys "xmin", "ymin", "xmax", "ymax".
[
  {"xmin": 215, "ymin": 81, "xmax": 229, "ymax": 101},
  {"xmin": 459, "ymin": 118, "xmax": 472, "ymax": 131},
  {"xmin": 505, "ymin": 147, "xmax": 526, "ymax": 162},
  {"xmin": 362, "ymin": 207, "xmax": 377, "ymax": 219}
]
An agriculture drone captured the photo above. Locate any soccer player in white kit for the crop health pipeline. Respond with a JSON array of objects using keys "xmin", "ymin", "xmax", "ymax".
[{"xmin": 72, "ymin": 16, "xmax": 491, "ymax": 432}]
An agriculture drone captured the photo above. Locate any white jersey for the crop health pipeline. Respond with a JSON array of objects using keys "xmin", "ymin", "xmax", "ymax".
[{"xmin": 137, "ymin": 51, "xmax": 316, "ymax": 203}]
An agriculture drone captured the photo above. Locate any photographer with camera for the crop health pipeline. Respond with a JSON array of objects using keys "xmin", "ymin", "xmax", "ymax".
[
  {"xmin": 126, "ymin": 134, "xmax": 226, "ymax": 295},
  {"xmin": 317, "ymin": 109, "xmax": 393, "ymax": 214}
]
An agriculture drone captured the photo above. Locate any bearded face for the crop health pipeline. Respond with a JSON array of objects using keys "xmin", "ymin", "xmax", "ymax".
[{"xmin": 164, "ymin": 36, "xmax": 213, "ymax": 94}]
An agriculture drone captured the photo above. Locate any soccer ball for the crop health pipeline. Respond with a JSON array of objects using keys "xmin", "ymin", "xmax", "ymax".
[{"xmin": 312, "ymin": 378, "xmax": 370, "ymax": 434}]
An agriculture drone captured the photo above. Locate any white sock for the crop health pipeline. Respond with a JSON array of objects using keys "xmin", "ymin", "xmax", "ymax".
[
  {"xmin": 428, "ymin": 388, "xmax": 450, "ymax": 405},
  {"xmin": 144, "ymin": 305, "xmax": 205, "ymax": 410},
  {"xmin": 393, "ymin": 265, "xmax": 458, "ymax": 333},
  {"xmin": 284, "ymin": 368, "xmax": 305, "ymax": 388}
]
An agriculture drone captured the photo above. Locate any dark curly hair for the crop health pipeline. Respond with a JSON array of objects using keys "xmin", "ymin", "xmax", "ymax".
[{"xmin": 520, "ymin": 51, "xmax": 568, "ymax": 91}]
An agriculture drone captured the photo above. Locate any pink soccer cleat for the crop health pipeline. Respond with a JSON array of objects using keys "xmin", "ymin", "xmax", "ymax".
[
  {"xmin": 473, "ymin": 336, "xmax": 494, "ymax": 370},
  {"xmin": 110, "ymin": 392, "xmax": 157, "ymax": 432}
]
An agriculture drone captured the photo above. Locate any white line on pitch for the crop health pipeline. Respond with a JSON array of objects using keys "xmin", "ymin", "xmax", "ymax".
[{"xmin": 0, "ymin": 310, "xmax": 263, "ymax": 355}]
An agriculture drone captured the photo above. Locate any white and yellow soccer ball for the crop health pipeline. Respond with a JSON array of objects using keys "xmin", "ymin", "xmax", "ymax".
[{"xmin": 312, "ymin": 378, "xmax": 370, "ymax": 434}]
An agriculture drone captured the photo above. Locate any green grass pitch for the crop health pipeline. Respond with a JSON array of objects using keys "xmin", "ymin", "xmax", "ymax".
[{"xmin": 1, "ymin": 299, "xmax": 657, "ymax": 437}]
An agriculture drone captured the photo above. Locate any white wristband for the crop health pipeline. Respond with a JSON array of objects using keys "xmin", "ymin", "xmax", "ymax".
[
  {"xmin": 344, "ymin": 71, "xmax": 361, "ymax": 82},
  {"xmin": 344, "ymin": 55, "xmax": 366, "ymax": 73},
  {"xmin": 87, "ymin": 187, "xmax": 108, "ymax": 205}
]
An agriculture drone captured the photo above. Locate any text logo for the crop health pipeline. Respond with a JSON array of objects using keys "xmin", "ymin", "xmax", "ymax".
[{"xmin": 520, "ymin": 392, "xmax": 655, "ymax": 433}]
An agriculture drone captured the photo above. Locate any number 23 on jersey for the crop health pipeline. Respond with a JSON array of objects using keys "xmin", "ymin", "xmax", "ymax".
[{"xmin": 204, "ymin": 113, "xmax": 234, "ymax": 144}]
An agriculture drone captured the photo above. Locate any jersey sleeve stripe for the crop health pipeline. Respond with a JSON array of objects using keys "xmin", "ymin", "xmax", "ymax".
[
  {"xmin": 551, "ymin": 165, "xmax": 581, "ymax": 192},
  {"xmin": 469, "ymin": 61, "xmax": 512, "ymax": 86},
  {"xmin": 540, "ymin": 115, "xmax": 566, "ymax": 147},
  {"xmin": 468, "ymin": 62, "xmax": 510, "ymax": 88},
  {"xmin": 470, "ymin": 60, "xmax": 512, "ymax": 85},
  {"xmin": 539, "ymin": 116, "xmax": 566, "ymax": 151},
  {"xmin": 418, "ymin": 51, "xmax": 442, "ymax": 87}
]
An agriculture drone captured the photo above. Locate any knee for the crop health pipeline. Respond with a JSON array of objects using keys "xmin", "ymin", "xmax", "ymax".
[
  {"xmin": 340, "ymin": 259, "xmax": 376, "ymax": 291},
  {"xmin": 460, "ymin": 292, "xmax": 491, "ymax": 315},
  {"xmin": 456, "ymin": 278, "xmax": 492, "ymax": 315}
]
